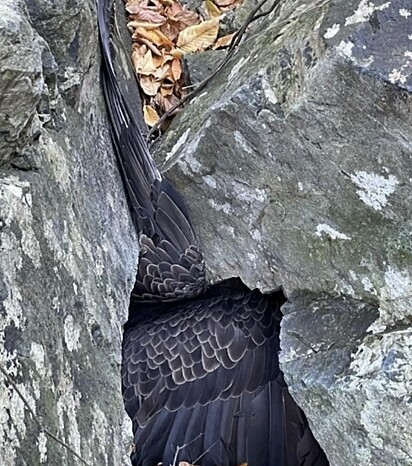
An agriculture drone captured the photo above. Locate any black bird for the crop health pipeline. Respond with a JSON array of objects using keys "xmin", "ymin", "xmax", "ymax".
[{"xmin": 97, "ymin": 1, "xmax": 328, "ymax": 465}]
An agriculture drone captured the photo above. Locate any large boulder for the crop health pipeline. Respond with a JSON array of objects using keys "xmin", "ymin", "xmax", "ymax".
[
  {"xmin": 154, "ymin": 0, "xmax": 412, "ymax": 464},
  {"xmin": 0, "ymin": 1, "xmax": 137, "ymax": 464}
]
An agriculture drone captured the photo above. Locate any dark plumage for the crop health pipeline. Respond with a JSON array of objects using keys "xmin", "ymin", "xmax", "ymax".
[{"xmin": 98, "ymin": 1, "xmax": 328, "ymax": 465}]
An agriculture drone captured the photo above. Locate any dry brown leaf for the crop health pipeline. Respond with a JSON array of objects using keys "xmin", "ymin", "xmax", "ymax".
[
  {"xmin": 160, "ymin": 19, "xmax": 183, "ymax": 41},
  {"xmin": 177, "ymin": 19, "xmax": 219, "ymax": 53},
  {"xmin": 206, "ymin": 0, "xmax": 221, "ymax": 19},
  {"xmin": 133, "ymin": 49, "xmax": 158, "ymax": 75},
  {"xmin": 153, "ymin": 54, "xmax": 165, "ymax": 67},
  {"xmin": 213, "ymin": 32, "xmax": 235, "ymax": 49},
  {"xmin": 134, "ymin": 27, "xmax": 174, "ymax": 47},
  {"xmin": 155, "ymin": 92, "xmax": 180, "ymax": 112},
  {"xmin": 152, "ymin": 63, "xmax": 173, "ymax": 80},
  {"xmin": 168, "ymin": 3, "xmax": 200, "ymax": 27},
  {"xmin": 126, "ymin": 0, "xmax": 166, "ymax": 23},
  {"xmin": 160, "ymin": 85, "xmax": 174, "ymax": 96},
  {"xmin": 143, "ymin": 104, "xmax": 160, "ymax": 126},
  {"xmin": 140, "ymin": 75, "xmax": 161, "ymax": 95},
  {"xmin": 137, "ymin": 37, "xmax": 163, "ymax": 56},
  {"xmin": 171, "ymin": 58, "xmax": 182, "ymax": 81},
  {"xmin": 161, "ymin": 54, "xmax": 175, "ymax": 64},
  {"xmin": 131, "ymin": 43, "xmax": 147, "ymax": 62},
  {"xmin": 169, "ymin": 48, "xmax": 184, "ymax": 59},
  {"xmin": 128, "ymin": 20, "xmax": 163, "ymax": 30},
  {"xmin": 215, "ymin": 0, "xmax": 242, "ymax": 7}
]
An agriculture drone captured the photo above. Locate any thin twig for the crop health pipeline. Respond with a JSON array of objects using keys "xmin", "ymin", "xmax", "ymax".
[
  {"xmin": 0, "ymin": 364, "xmax": 91, "ymax": 466},
  {"xmin": 171, "ymin": 432, "xmax": 204, "ymax": 466},
  {"xmin": 193, "ymin": 438, "xmax": 221, "ymax": 464},
  {"xmin": 147, "ymin": 0, "xmax": 282, "ymax": 141}
]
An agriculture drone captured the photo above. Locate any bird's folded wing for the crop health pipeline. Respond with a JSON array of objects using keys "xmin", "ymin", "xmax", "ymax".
[{"xmin": 122, "ymin": 287, "xmax": 280, "ymax": 427}]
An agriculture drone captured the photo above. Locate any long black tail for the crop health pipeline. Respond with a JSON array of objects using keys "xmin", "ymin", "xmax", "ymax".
[
  {"xmin": 129, "ymin": 375, "xmax": 327, "ymax": 466},
  {"xmin": 98, "ymin": 0, "xmax": 205, "ymax": 301}
]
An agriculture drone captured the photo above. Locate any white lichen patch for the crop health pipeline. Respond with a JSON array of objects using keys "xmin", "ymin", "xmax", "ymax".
[
  {"xmin": 324, "ymin": 23, "xmax": 340, "ymax": 38},
  {"xmin": 234, "ymin": 186, "xmax": 267, "ymax": 204},
  {"xmin": 38, "ymin": 431, "xmax": 47, "ymax": 463},
  {"xmin": 345, "ymin": 0, "xmax": 391, "ymax": 26},
  {"xmin": 313, "ymin": 12, "xmax": 325, "ymax": 31},
  {"xmin": 336, "ymin": 40, "xmax": 355, "ymax": 58},
  {"xmin": 56, "ymin": 363, "xmax": 82, "ymax": 456},
  {"xmin": 361, "ymin": 276, "xmax": 376, "ymax": 293},
  {"xmin": 203, "ymin": 175, "xmax": 217, "ymax": 189},
  {"xmin": 339, "ymin": 282, "xmax": 356, "ymax": 296},
  {"xmin": 349, "ymin": 330, "xmax": 412, "ymax": 398},
  {"xmin": 1, "ymin": 177, "xmax": 41, "ymax": 268},
  {"xmin": 91, "ymin": 403, "xmax": 109, "ymax": 464},
  {"xmin": 45, "ymin": 137, "xmax": 71, "ymax": 188},
  {"xmin": 399, "ymin": 8, "xmax": 411, "ymax": 18},
  {"xmin": 0, "ymin": 380, "xmax": 38, "ymax": 465},
  {"xmin": 315, "ymin": 223, "xmax": 352, "ymax": 240},
  {"xmin": 228, "ymin": 57, "xmax": 248, "ymax": 82},
  {"xmin": 382, "ymin": 266, "xmax": 411, "ymax": 301},
  {"xmin": 234, "ymin": 131, "xmax": 254, "ymax": 155},
  {"xmin": 261, "ymin": 75, "xmax": 278, "ymax": 104},
  {"xmin": 368, "ymin": 266, "xmax": 412, "ymax": 332},
  {"xmin": 251, "ymin": 229, "xmax": 262, "ymax": 241},
  {"xmin": 350, "ymin": 171, "xmax": 399, "ymax": 210},
  {"xmin": 247, "ymin": 252, "xmax": 258, "ymax": 269},
  {"xmin": 30, "ymin": 342, "xmax": 46, "ymax": 377},
  {"xmin": 208, "ymin": 199, "xmax": 232, "ymax": 214},
  {"xmin": 176, "ymin": 129, "xmax": 207, "ymax": 176},
  {"xmin": 165, "ymin": 128, "xmax": 191, "ymax": 162},
  {"xmin": 218, "ymin": 225, "xmax": 235, "ymax": 237},
  {"xmin": 388, "ymin": 68, "xmax": 408, "ymax": 84},
  {"xmin": 64, "ymin": 315, "xmax": 81, "ymax": 352}
]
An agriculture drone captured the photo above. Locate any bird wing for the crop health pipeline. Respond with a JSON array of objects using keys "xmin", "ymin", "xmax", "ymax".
[
  {"xmin": 98, "ymin": 0, "xmax": 205, "ymax": 301},
  {"xmin": 122, "ymin": 285, "xmax": 280, "ymax": 426},
  {"xmin": 122, "ymin": 284, "xmax": 282, "ymax": 465}
]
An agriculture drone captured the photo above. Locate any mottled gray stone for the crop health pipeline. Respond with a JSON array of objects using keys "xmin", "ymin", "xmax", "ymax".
[
  {"xmin": 0, "ymin": 1, "xmax": 137, "ymax": 465},
  {"xmin": 184, "ymin": 50, "xmax": 227, "ymax": 86},
  {"xmin": 154, "ymin": 0, "xmax": 412, "ymax": 464}
]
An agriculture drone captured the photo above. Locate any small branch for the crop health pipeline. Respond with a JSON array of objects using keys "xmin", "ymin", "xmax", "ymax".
[
  {"xmin": 171, "ymin": 432, "xmax": 204, "ymax": 466},
  {"xmin": 0, "ymin": 364, "xmax": 91, "ymax": 466},
  {"xmin": 193, "ymin": 438, "xmax": 221, "ymax": 464}
]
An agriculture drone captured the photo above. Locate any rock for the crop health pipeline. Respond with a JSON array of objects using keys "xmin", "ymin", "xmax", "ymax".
[
  {"xmin": 184, "ymin": 50, "xmax": 227, "ymax": 86},
  {"xmin": 0, "ymin": 1, "xmax": 137, "ymax": 465},
  {"xmin": 154, "ymin": 0, "xmax": 412, "ymax": 464}
]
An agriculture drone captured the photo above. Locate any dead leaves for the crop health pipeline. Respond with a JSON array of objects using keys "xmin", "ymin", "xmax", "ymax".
[
  {"xmin": 125, "ymin": 0, "xmax": 242, "ymax": 127},
  {"xmin": 176, "ymin": 19, "xmax": 219, "ymax": 53}
]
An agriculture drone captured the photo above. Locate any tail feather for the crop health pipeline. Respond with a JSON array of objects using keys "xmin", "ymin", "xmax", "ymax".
[
  {"xmin": 130, "ymin": 379, "xmax": 327, "ymax": 466},
  {"xmin": 98, "ymin": 0, "xmax": 205, "ymax": 302}
]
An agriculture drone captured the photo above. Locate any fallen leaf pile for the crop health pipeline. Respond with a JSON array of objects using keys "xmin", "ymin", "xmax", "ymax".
[{"xmin": 125, "ymin": 0, "xmax": 242, "ymax": 128}]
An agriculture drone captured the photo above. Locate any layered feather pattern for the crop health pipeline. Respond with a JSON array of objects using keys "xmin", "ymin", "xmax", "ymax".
[{"xmin": 98, "ymin": 0, "xmax": 205, "ymax": 302}]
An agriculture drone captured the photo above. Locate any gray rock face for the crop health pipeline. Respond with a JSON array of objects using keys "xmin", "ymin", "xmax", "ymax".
[
  {"xmin": 154, "ymin": 0, "xmax": 412, "ymax": 464},
  {"xmin": 0, "ymin": 1, "xmax": 137, "ymax": 465}
]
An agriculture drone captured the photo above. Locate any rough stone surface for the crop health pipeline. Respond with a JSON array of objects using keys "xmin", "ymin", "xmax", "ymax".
[
  {"xmin": 154, "ymin": 0, "xmax": 412, "ymax": 464},
  {"xmin": 0, "ymin": 1, "xmax": 137, "ymax": 465}
]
